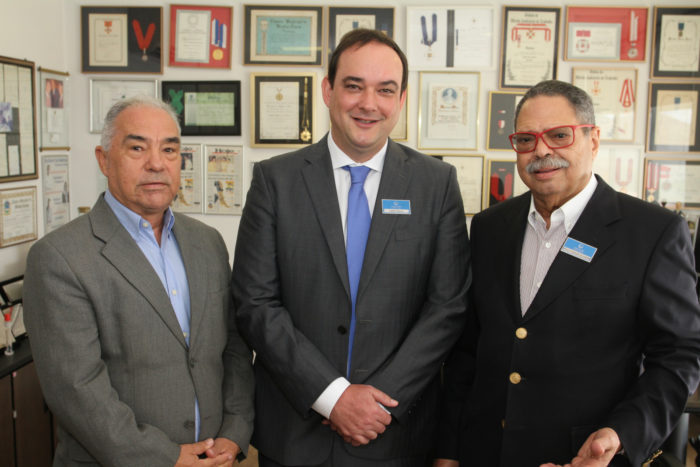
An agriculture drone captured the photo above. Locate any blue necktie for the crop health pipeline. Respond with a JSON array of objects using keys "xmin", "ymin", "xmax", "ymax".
[{"xmin": 344, "ymin": 165, "xmax": 371, "ymax": 378}]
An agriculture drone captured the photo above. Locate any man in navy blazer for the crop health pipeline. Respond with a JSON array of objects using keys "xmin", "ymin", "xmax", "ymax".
[
  {"xmin": 232, "ymin": 29, "xmax": 470, "ymax": 466},
  {"xmin": 435, "ymin": 80, "xmax": 700, "ymax": 466}
]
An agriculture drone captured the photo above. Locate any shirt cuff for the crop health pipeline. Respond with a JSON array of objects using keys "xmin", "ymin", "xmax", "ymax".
[{"xmin": 311, "ymin": 377, "xmax": 351, "ymax": 419}]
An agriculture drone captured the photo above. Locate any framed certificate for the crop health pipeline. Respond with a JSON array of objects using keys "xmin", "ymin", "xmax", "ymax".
[
  {"xmin": 593, "ymin": 145, "xmax": 644, "ymax": 198},
  {"xmin": 647, "ymin": 82, "xmax": 700, "ymax": 153},
  {"xmin": 406, "ymin": 6, "xmax": 495, "ymax": 70},
  {"xmin": 204, "ymin": 144, "xmax": 243, "ymax": 215},
  {"xmin": 418, "ymin": 71, "xmax": 480, "ymax": 150},
  {"xmin": 162, "ymin": 81, "xmax": 241, "ymax": 137},
  {"xmin": 328, "ymin": 7, "xmax": 394, "ymax": 61},
  {"xmin": 485, "ymin": 159, "xmax": 529, "ymax": 207},
  {"xmin": 651, "ymin": 7, "xmax": 700, "ymax": 79},
  {"xmin": 244, "ymin": 5, "xmax": 323, "ymax": 66},
  {"xmin": 89, "ymin": 78, "xmax": 158, "ymax": 133},
  {"xmin": 41, "ymin": 154, "xmax": 71, "ymax": 233},
  {"xmin": 169, "ymin": 5, "xmax": 233, "ymax": 69},
  {"xmin": 565, "ymin": 7, "xmax": 648, "ymax": 62},
  {"xmin": 81, "ymin": 6, "xmax": 162, "ymax": 73},
  {"xmin": 486, "ymin": 91, "xmax": 523, "ymax": 151},
  {"xmin": 0, "ymin": 187, "xmax": 37, "ymax": 248},
  {"xmin": 500, "ymin": 6, "xmax": 560, "ymax": 90},
  {"xmin": 172, "ymin": 143, "xmax": 204, "ymax": 214},
  {"xmin": 0, "ymin": 55, "xmax": 37, "ymax": 183},
  {"xmin": 572, "ymin": 67, "xmax": 637, "ymax": 142},
  {"xmin": 38, "ymin": 68, "xmax": 70, "ymax": 151},
  {"xmin": 251, "ymin": 73, "xmax": 315, "ymax": 147},
  {"xmin": 431, "ymin": 154, "xmax": 484, "ymax": 215},
  {"xmin": 644, "ymin": 158, "xmax": 700, "ymax": 207}
]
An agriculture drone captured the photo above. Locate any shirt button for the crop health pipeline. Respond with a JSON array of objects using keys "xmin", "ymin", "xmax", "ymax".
[
  {"xmin": 337, "ymin": 326, "xmax": 347, "ymax": 335},
  {"xmin": 142, "ymin": 222, "xmax": 149, "ymax": 228},
  {"xmin": 184, "ymin": 420, "xmax": 195, "ymax": 429},
  {"xmin": 515, "ymin": 327, "xmax": 527, "ymax": 339},
  {"xmin": 509, "ymin": 372, "xmax": 522, "ymax": 384},
  {"xmin": 171, "ymin": 289, "xmax": 177, "ymax": 295},
  {"xmin": 545, "ymin": 242, "xmax": 551, "ymax": 248},
  {"xmin": 536, "ymin": 281, "xmax": 542, "ymax": 288}
]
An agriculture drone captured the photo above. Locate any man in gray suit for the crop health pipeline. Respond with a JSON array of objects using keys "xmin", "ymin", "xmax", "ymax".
[
  {"xmin": 232, "ymin": 29, "xmax": 471, "ymax": 466},
  {"xmin": 23, "ymin": 96, "xmax": 254, "ymax": 466}
]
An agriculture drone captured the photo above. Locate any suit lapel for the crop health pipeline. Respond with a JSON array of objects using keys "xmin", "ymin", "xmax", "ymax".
[
  {"xmin": 500, "ymin": 194, "xmax": 530, "ymax": 322},
  {"xmin": 90, "ymin": 196, "xmax": 188, "ymax": 348}
]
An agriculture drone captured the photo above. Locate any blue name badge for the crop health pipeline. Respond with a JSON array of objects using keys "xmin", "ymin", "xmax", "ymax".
[
  {"xmin": 382, "ymin": 199, "xmax": 411, "ymax": 215},
  {"xmin": 560, "ymin": 237, "xmax": 597, "ymax": 263}
]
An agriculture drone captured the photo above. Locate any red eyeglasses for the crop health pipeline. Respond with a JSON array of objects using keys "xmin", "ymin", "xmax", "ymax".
[{"xmin": 509, "ymin": 124, "xmax": 596, "ymax": 153}]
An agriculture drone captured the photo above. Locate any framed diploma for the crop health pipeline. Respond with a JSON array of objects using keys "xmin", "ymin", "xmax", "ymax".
[
  {"xmin": 162, "ymin": 81, "xmax": 241, "ymax": 137},
  {"xmin": 89, "ymin": 78, "xmax": 158, "ymax": 133},
  {"xmin": 430, "ymin": 154, "xmax": 484, "ymax": 215},
  {"xmin": 0, "ymin": 55, "xmax": 38, "ymax": 183},
  {"xmin": 647, "ymin": 82, "xmax": 700, "ymax": 153},
  {"xmin": 169, "ymin": 5, "xmax": 232, "ymax": 69},
  {"xmin": 651, "ymin": 7, "xmax": 700, "ymax": 79},
  {"xmin": 172, "ymin": 143, "xmax": 204, "ymax": 214},
  {"xmin": 328, "ymin": 7, "xmax": 394, "ymax": 61},
  {"xmin": 406, "ymin": 7, "xmax": 495, "ymax": 70},
  {"xmin": 38, "ymin": 68, "xmax": 70, "ymax": 151},
  {"xmin": 244, "ymin": 5, "xmax": 323, "ymax": 66},
  {"xmin": 593, "ymin": 145, "xmax": 644, "ymax": 198},
  {"xmin": 251, "ymin": 73, "xmax": 315, "ymax": 147},
  {"xmin": 644, "ymin": 158, "xmax": 700, "ymax": 207},
  {"xmin": 204, "ymin": 144, "xmax": 243, "ymax": 215},
  {"xmin": 565, "ymin": 7, "xmax": 648, "ymax": 62},
  {"xmin": 41, "ymin": 154, "xmax": 71, "ymax": 233},
  {"xmin": 572, "ymin": 67, "xmax": 637, "ymax": 142},
  {"xmin": 0, "ymin": 187, "xmax": 37, "ymax": 248},
  {"xmin": 487, "ymin": 91, "xmax": 523, "ymax": 151},
  {"xmin": 500, "ymin": 6, "xmax": 560, "ymax": 90},
  {"xmin": 81, "ymin": 6, "xmax": 162, "ymax": 73},
  {"xmin": 418, "ymin": 71, "xmax": 480, "ymax": 150},
  {"xmin": 485, "ymin": 159, "xmax": 529, "ymax": 207}
]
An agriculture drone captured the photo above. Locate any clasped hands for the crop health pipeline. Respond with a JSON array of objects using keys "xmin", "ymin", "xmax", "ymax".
[
  {"xmin": 323, "ymin": 384, "xmax": 398, "ymax": 446},
  {"xmin": 176, "ymin": 437, "xmax": 241, "ymax": 467}
]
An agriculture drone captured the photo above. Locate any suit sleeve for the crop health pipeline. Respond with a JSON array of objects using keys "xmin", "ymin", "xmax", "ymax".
[
  {"xmin": 23, "ymin": 239, "xmax": 180, "ymax": 467},
  {"xmin": 606, "ymin": 215, "xmax": 700, "ymax": 465}
]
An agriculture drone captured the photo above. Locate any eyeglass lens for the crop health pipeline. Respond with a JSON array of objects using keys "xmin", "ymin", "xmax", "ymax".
[{"xmin": 512, "ymin": 126, "xmax": 575, "ymax": 152}]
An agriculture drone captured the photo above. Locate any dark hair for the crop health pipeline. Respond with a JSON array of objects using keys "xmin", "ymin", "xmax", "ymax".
[
  {"xmin": 327, "ymin": 28, "xmax": 408, "ymax": 93},
  {"xmin": 514, "ymin": 80, "xmax": 596, "ymax": 130}
]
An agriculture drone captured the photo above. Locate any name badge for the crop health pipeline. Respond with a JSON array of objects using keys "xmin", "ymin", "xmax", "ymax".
[
  {"xmin": 561, "ymin": 237, "xmax": 597, "ymax": 263},
  {"xmin": 382, "ymin": 199, "xmax": 411, "ymax": 215}
]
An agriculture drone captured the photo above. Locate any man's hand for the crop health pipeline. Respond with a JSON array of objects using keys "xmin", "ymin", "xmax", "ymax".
[
  {"xmin": 433, "ymin": 459, "xmax": 459, "ymax": 467},
  {"xmin": 325, "ymin": 384, "xmax": 398, "ymax": 446},
  {"xmin": 540, "ymin": 427, "xmax": 621, "ymax": 467},
  {"xmin": 205, "ymin": 438, "xmax": 241, "ymax": 467},
  {"xmin": 176, "ymin": 438, "xmax": 234, "ymax": 466}
]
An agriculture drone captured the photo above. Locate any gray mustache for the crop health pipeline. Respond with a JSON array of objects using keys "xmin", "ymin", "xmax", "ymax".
[{"xmin": 526, "ymin": 157, "xmax": 570, "ymax": 174}]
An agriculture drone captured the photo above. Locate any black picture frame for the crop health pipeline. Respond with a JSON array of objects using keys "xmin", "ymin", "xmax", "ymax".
[
  {"xmin": 328, "ymin": 7, "xmax": 394, "ymax": 62},
  {"xmin": 161, "ymin": 81, "xmax": 241, "ymax": 137},
  {"xmin": 647, "ymin": 81, "xmax": 700, "ymax": 154},
  {"xmin": 651, "ymin": 7, "xmax": 700, "ymax": 80}
]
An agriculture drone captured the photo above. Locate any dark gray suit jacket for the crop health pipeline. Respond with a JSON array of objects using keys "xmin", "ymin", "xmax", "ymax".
[
  {"xmin": 232, "ymin": 135, "xmax": 471, "ymax": 465},
  {"xmin": 23, "ymin": 195, "xmax": 254, "ymax": 467}
]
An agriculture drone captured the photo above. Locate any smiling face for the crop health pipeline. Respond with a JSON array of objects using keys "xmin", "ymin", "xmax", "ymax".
[
  {"xmin": 322, "ymin": 41, "xmax": 406, "ymax": 163},
  {"xmin": 515, "ymin": 95, "xmax": 600, "ymax": 216},
  {"xmin": 95, "ymin": 105, "xmax": 181, "ymax": 226}
]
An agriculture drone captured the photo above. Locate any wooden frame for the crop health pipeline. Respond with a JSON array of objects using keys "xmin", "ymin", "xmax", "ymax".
[
  {"xmin": 169, "ymin": 4, "xmax": 233, "ymax": 69},
  {"xmin": 486, "ymin": 91, "xmax": 523, "ymax": 151},
  {"xmin": 644, "ymin": 158, "xmax": 700, "ymax": 208},
  {"xmin": 647, "ymin": 81, "xmax": 700, "ymax": 153},
  {"xmin": 162, "ymin": 81, "xmax": 241, "ymax": 137},
  {"xmin": 38, "ymin": 68, "xmax": 70, "ymax": 151},
  {"xmin": 651, "ymin": 7, "xmax": 700, "ymax": 80},
  {"xmin": 89, "ymin": 78, "xmax": 158, "ymax": 133},
  {"xmin": 0, "ymin": 187, "xmax": 37, "ymax": 248}
]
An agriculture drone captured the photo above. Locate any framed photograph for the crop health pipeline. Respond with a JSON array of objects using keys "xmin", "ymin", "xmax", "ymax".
[
  {"xmin": 486, "ymin": 91, "xmax": 523, "ymax": 151},
  {"xmin": 244, "ymin": 5, "xmax": 323, "ymax": 66},
  {"xmin": 485, "ymin": 159, "xmax": 529, "ymax": 208},
  {"xmin": 651, "ymin": 7, "xmax": 700, "ymax": 79},
  {"xmin": 418, "ymin": 71, "xmax": 480, "ymax": 150},
  {"xmin": 89, "ymin": 78, "xmax": 158, "ymax": 133},
  {"xmin": 500, "ymin": 6, "xmax": 560, "ymax": 90},
  {"xmin": 162, "ymin": 81, "xmax": 241, "ymax": 137},
  {"xmin": 81, "ymin": 6, "xmax": 162, "ymax": 73},
  {"xmin": 572, "ymin": 67, "xmax": 637, "ymax": 142},
  {"xmin": 328, "ymin": 7, "xmax": 394, "ymax": 61},
  {"xmin": 644, "ymin": 158, "xmax": 700, "ymax": 207},
  {"xmin": 406, "ymin": 6, "xmax": 494, "ymax": 70},
  {"xmin": 251, "ymin": 73, "xmax": 315, "ymax": 147},
  {"xmin": 430, "ymin": 154, "xmax": 484, "ymax": 215},
  {"xmin": 0, "ymin": 55, "xmax": 37, "ymax": 183},
  {"xmin": 390, "ymin": 93, "xmax": 408, "ymax": 142},
  {"xmin": 0, "ymin": 187, "xmax": 37, "ymax": 248},
  {"xmin": 565, "ymin": 7, "xmax": 648, "ymax": 62},
  {"xmin": 172, "ymin": 143, "xmax": 203, "ymax": 214},
  {"xmin": 204, "ymin": 144, "xmax": 243, "ymax": 215},
  {"xmin": 41, "ymin": 154, "xmax": 70, "ymax": 233},
  {"xmin": 593, "ymin": 145, "xmax": 644, "ymax": 198},
  {"xmin": 647, "ymin": 82, "xmax": 700, "ymax": 153},
  {"xmin": 169, "ymin": 5, "xmax": 232, "ymax": 69},
  {"xmin": 38, "ymin": 68, "xmax": 70, "ymax": 150}
]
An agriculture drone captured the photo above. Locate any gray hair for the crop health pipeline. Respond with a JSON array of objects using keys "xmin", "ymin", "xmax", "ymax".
[
  {"xmin": 514, "ymin": 80, "xmax": 596, "ymax": 130},
  {"xmin": 100, "ymin": 95, "xmax": 181, "ymax": 152}
]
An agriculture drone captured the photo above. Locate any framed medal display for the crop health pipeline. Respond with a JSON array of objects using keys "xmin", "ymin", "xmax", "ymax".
[
  {"xmin": 647, "ymin": 82, "xmax": 700, "ymax": 153},
  {"xmin": 651, "ymin": 7, "xmax": 700, "ymax": 79},
  {"xmin": 81, "ymin": 6, "xmax": 163, "ymax": 73},
  {"xmin": 593, "ymin": 146, "xmax": 644, "ymax": 198},
  {"xmin": 643, "ymin": 158, "xmax": 700, "ymax": 208},
  {"xmin": 486, "ymin": 91, "xmax": 523, "ymax": 151},
  {"xmin": 485, "ymin": 159, "xmax": 528, "ymax": 208},
  {"xmin": 169, "ymin": 5, "xmax": 233, "ymax": 69}
]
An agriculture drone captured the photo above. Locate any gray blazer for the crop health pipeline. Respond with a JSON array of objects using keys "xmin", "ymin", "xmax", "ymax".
[
  {"xmin": 232, "ymin": 135, "xmax": 471, "ymax": 465},
  {"xmin": 23, "ymin": 195, "xmax": 254, "ymax": 467}
]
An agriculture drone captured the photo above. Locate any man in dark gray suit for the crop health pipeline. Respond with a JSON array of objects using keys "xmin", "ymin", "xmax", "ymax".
[
  {"xmin": 23, "ymin": 96, "xmax": 254, "ymax": 466},
  {"xmin": 232, "ymin": 29, "xmax": 471, "ymax": 466}
]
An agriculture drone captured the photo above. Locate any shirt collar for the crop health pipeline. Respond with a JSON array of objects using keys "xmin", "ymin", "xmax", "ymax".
[
  {"xmin": 527, "ymin": 174, "xmax": 598, "ymax": 234},
  {"xmin": 327, "ymin": 129, "xmax": 386, "ymax": 173},
  {"xmin": 104, "ymin": 189, "xmax": 175, "ymax": 240}
]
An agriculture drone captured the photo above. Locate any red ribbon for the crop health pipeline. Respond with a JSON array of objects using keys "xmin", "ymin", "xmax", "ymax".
[{"xmin": 132, "ymin": 20, "xmax": 155, "ymax": 51}]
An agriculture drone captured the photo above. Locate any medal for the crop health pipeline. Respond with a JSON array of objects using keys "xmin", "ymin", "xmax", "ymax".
[
  {"xmin": 132, "ymin": 20, "xmax": 155, "ymax": 62},
  {"xmin": 420, "ymin": 14, "xmax": 437, "ymax": 58}
]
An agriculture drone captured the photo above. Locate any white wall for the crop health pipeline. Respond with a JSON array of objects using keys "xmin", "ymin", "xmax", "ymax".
[{"xmin": 1, "ymin": 0, "xmax": 698, "ymax": 282}]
